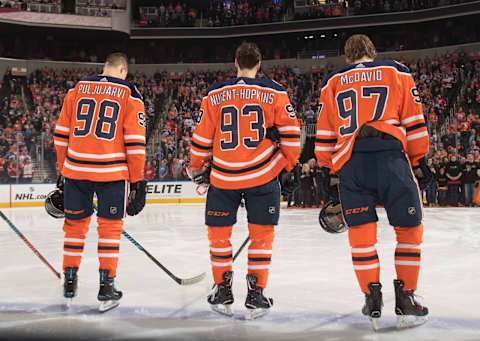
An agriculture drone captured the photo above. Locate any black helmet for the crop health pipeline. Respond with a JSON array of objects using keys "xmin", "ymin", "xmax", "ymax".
[
  {"xmin": 319, "ymin": 200, "xmax": 347, "ymax": 234},
  {"xmin": 45, "ymin": 190, "xmax": 64, "ymax": 219}
]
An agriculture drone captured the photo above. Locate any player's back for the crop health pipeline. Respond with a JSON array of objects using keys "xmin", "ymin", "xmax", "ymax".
[
  {"xmin": 316, "ymin": 60, "xmax": 428, "ymax": 172},
  {"xmin": 191, "ymin": 77, "xmax": 300, "ymax": 189},
  {"xmin": 54, "ymin": 75, "xmax": 146, "ymax": 182}
]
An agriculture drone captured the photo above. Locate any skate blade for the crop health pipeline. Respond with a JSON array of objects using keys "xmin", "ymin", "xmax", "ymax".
[
  {"xmin": 396, "ymin": 315, "xmax": 428, "ymax": 329},
  {"xmin": 369, "ymin": 317, "xmax": 380, "ymax": 331},
  {"xmin": 98, "ymin": 300, "xmax": 120, "ymax": 313},
  {"xmin": 210, "ymin": 304, "xmax": 233, "ymax": 317},
  {"xmin": 64, "ymin": 297, "xmax": 73, "ymax": 309},
  {"xmin": 244, "ymin": 308, "xmax": 270, "ymax": 320}
]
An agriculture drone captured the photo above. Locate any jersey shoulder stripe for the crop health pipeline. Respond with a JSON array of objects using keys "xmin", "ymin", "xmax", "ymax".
[
  {"xmin": 321, "ymin": 59, "xmax": 411, "ymax": 88},
  {"xmin": 204, "ymin": 77, "xmax": 286, "ymax": 96}
]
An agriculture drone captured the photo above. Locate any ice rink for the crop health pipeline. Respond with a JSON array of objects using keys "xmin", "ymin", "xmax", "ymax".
[{"xmin": 0, "ymin": 204, "xmax": 479, "ymax": 341}]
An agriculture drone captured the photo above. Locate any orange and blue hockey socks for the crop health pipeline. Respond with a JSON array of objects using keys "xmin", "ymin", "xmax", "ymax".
[
  {"xmin": 348, "ymin": 222, "xmax": 379, "ymax": 293},
  {"xmin": 208, "ymin": 225, "xmax": 233, "ymax": 284},
  {"xmin": 394, "ymin": 224, "xmax": 423, "ymax": 291},
  {"xmin": 63, "ymin": 216, "xmax": 91, "ymax": 273},
  {"xmin": 247, "ymin": 223, "xmax": 274, "ymax": 289},
  {"xmin": 97, "ymin": 217, "xmax": 123, "ymax": 277}
]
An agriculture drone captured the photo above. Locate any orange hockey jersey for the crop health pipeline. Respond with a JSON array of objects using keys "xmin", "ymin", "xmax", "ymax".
[
  {"xmin": 315, "ymin": 60, "xmax": 429, "ymax": 173},
  {"xmin": 54, "ymin": 75, "xmax": 146, "ymax": 183},
  {"xmin": 190, "ymin": 77, "xmax": 301, "ymax": 190}
]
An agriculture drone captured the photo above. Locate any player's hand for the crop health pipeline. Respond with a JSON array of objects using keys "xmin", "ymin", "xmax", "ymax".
[
  {"xmin": 56, "ymin": 175, "xmax": 65, "ymax": 192},
  {"xmin": 266, "ymin": 126, "xmax": 280, "ymax": 144},
  {"xmin": 127, "ymin": 180, "xmax": 147, "ymax": 216},
  {"xmin": 187, "ymin": 165, "xmax": 211, "ymax": 186},
  {"xmin": 412, "ymin": 157, "xmax": 433, "ymax": 190}
]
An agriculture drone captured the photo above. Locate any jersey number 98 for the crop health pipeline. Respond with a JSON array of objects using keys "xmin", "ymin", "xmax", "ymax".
[{"xmin": 74, "ymin": 98, "xmax": 120, "ymax": 140}]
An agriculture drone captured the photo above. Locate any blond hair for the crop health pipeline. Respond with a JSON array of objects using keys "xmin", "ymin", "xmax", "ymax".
[{"xmin": 344, "ymin": 34, "xmax": 377, "ymax": 64}]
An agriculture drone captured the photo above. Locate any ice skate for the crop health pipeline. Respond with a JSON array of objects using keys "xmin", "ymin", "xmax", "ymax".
[
  {"xmin": 362, "ymin": 282, "xmax": 383, "ymax": 331},
  {"xmin": 207, "ymin": 271, "xmax": 234, "ymax": 317},
  {"xmin": 394, "ymin": 279, "xmax": 428, "ymax": 328},
  {"xmin": 244, "ymin": 274, "xmax": 273, "ymax": 320},
  {"xmin": 97, "ymin": 269, "xmax": 123, "ymax": 313},
  {"xmin": 63, "ymin": 267, "xmax": 78, "ymax": 308}
]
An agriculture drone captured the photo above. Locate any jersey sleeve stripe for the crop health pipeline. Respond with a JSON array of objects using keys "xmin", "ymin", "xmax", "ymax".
[
  {"xmin": 55, "ymin": 125, "xmax": 70, "ymax": 132},
  {"xmin": 316, "ymin": 130, "xmax": 336, "ymax": 136},
  {"xmin": 125, "ymin": 142, "xmax": 146, "ymax": 147},
  {"xmin": 54, "ymin": 133, "xmax": 69, "ymax": 139},
  {"xmin": 213, "ymin": 145, "xmax": 275, "ymax": 168},
  {"xmin": 64, "ymin": 161, "xmax": 128, "ymax": 173},
  {"xmin": 192, "ymin": 133, "xmax": 213, "ymax": 144},
  {"xmin": 126, "ymin": 150, "xmax": 145, "ymax": 155},
  {"xmin": 406, "ymin": 122, "xmax": 427, "ymax": 132},
  {"xmin": 384, "ymin": 119, "xmax": 400, "ymax": 125},
  {"xmin": 191, "ymin": 141, "xmax": 212, "ymax": 150},
  {"xmin": 211, "ymin": 153, "xmax": 283, "ymax": 182},
  {"xmin": 315, "ymin": 146, "xmax": 335, "ymax": 152},
  {"xmin": 279, "ymin": 134, "xmax": 301, "ymax": 139},
  {"xmin": 68, "ymin": 148, "xmax": 126, "ymax": 159},
  {"xmin": 332, "ymin": 138, "xmax": 354, "ymax": 165},
  {"xmin": 191, "ymin": 149, "xmax": 212, "ymax": 157},
  {"xmin": 278, "ymin": 126, "xmax": 301, "ymax": 132},
  {"xmin": 124, "ymin": 135, "xmax": 146, "ymax": 141},
  {"xmin": 54, "ymin": 141, "xmax": 68, "ymax": 147},
  {"xmin": 280, "ymin": 141, "xmax": 301, "ymax": 147},
  {"xmin": 406, "ymin": 131, "xmax": 429, "ymax": 141},
  {"xmin": 315, "ymin": 138, "xmax": 337, "ymax": 144},
  {"xmin": 401, "ymin": 115, "xmax": 425, "ymax": 125}
]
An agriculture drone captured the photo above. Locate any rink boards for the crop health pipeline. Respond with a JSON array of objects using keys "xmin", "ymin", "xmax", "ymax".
[{"xmin": 0, "ymin": 181, "xmax": 207, "ymax": 208}]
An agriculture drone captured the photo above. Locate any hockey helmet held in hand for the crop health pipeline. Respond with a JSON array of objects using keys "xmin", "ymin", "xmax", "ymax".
[
  {"xmin": 319, "ymin": 200, "xmax": 347, "ymax": 234},
  {"xmin": 45, "ymin": 190, "xmax": 65, "ymax": 219}
]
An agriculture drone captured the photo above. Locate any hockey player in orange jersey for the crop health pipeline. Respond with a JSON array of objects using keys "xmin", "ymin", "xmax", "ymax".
[
  {"xmin": 188, "ymin": 42, "xmax": 300, "ymax": 320},
  {"xmin": 315, "ymin": 35, "xmax": 430, "ymax": 329},
  {"xmin": 53, "ymin": 53, "xmax": 147, "ymax": 312}
]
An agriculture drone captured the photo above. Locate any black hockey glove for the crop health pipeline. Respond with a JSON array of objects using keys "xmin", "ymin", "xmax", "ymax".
[
  {"xmin": 321, "ymin": 167, "xmax": 339, "ymax": 202},
  {"xmin": 279, "ymin": 168, "xmax": 300, "ymax": 197},
  {"xmin": 266, "ymin": 126, "xmax": 280, "ymax": 144},
  {"xmin": 127, "ymin": 180, "xmax": 147, "ymax": 216},
  {"xmin": 412, "ymin": 157, "xmax": 433, "ymax": 191},
  {"xmin": 187, "ymin": 165, "xmax": 211, "ymax": 185},
  {"xmin": 56, "ymin": 175, "xmax": 65, "ymax": 192}
]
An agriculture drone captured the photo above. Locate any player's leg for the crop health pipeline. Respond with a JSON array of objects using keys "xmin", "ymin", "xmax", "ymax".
[
  {"xmin": 62, "ymin": 178, "xmax": 94, "ymax": 301},
  {"xmin": 379, "ymin": 151, "xmax": 428, "ymax": 326},
  {"xmin": 338, "ymin": 153, "xmax": 383, "ymax": 326},
  {"xmin": 242, "ymin": 178, "xmax": 280, "ymax": 319},
  {"xmin": 205, "ymin": 184, "xmax": 242, "ymax": 316},
  {"xmin": 94, "ymin": 180, "xmax": 127, "ymax": 312}
]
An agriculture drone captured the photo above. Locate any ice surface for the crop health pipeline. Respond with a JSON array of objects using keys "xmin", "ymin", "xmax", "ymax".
[{"xmin": 0, "ymin": 205, "xmax": 479, "ymax": 341}]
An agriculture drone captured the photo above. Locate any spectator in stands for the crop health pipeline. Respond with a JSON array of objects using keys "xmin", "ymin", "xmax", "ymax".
[
  {"xmin": 462, "ymin": 162, "xmax": 477, "ymax": 206},
  {"xmin": 446, "ymin": 154, "xmax": 462, "ymax": 206},
  {"xmin": 144, "ymin": 160, "xmax": 156, "ymax": 181},
  {"xmin": 425, "ymin": 157, "xmax": 437, "ymax": 206},
  {"xmin": 436, "ymin": 167, "xmax": 448, "ymax": 207},
  {"xmin": 22, "ymin": 157, "xmax": 33, "ymax": 183}
]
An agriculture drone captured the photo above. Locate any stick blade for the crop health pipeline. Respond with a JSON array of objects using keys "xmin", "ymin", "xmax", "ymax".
[{"xmin": 179, "ymin": 272, "xmax": 206, "ymax": 285}]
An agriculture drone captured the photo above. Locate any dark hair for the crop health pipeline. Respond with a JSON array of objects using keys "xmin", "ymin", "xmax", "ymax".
[
  {"xmin": 344, "ymin": 34, "xmax": 377, "ymax": 64},
  {"xmin": 235, "ymin": 42, "xmax": 261, "ymax": 70},
  {"xmin": 105, "ymin": 52, "xmax": 128, "ymax": 68}
]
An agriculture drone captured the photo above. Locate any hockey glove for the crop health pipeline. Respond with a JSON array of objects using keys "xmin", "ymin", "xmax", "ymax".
[
  {"xmin": 412, "ymin": 157, "xmax": 433, "ymax": 191},
  {"xmin": 127, "ymin": 180, "xmax": 147, "ymax": 216},
  {"xmin": 322, "ymin": 167, "xmax": 340, "ymax": 202},
  {"xmin": 279, "ymin": 168, "xmax": 300, "ymax": 197},
  {"xmin": 266, "ymin": 126, "xmax": 280, "ymax": 144},
  {"xmin": 56, "ymin": 175, "xmax": 65, "ymax": 192},
  {"xmin": 187, "ymin": 165, "xmax": 211, "ymax": 186}
]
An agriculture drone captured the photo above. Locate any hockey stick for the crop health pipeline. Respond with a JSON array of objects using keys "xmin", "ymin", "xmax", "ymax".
[
  {"xmin": 0, "ymin": 210, "xmax": 61, "ymax": 279},
  {"xmin": 233, "ymin": 236, "xmax": 250, "ymax": 262},
  {"xmin": 93, "ymin": 205, "xmax": 205, "ymax": 285}
]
